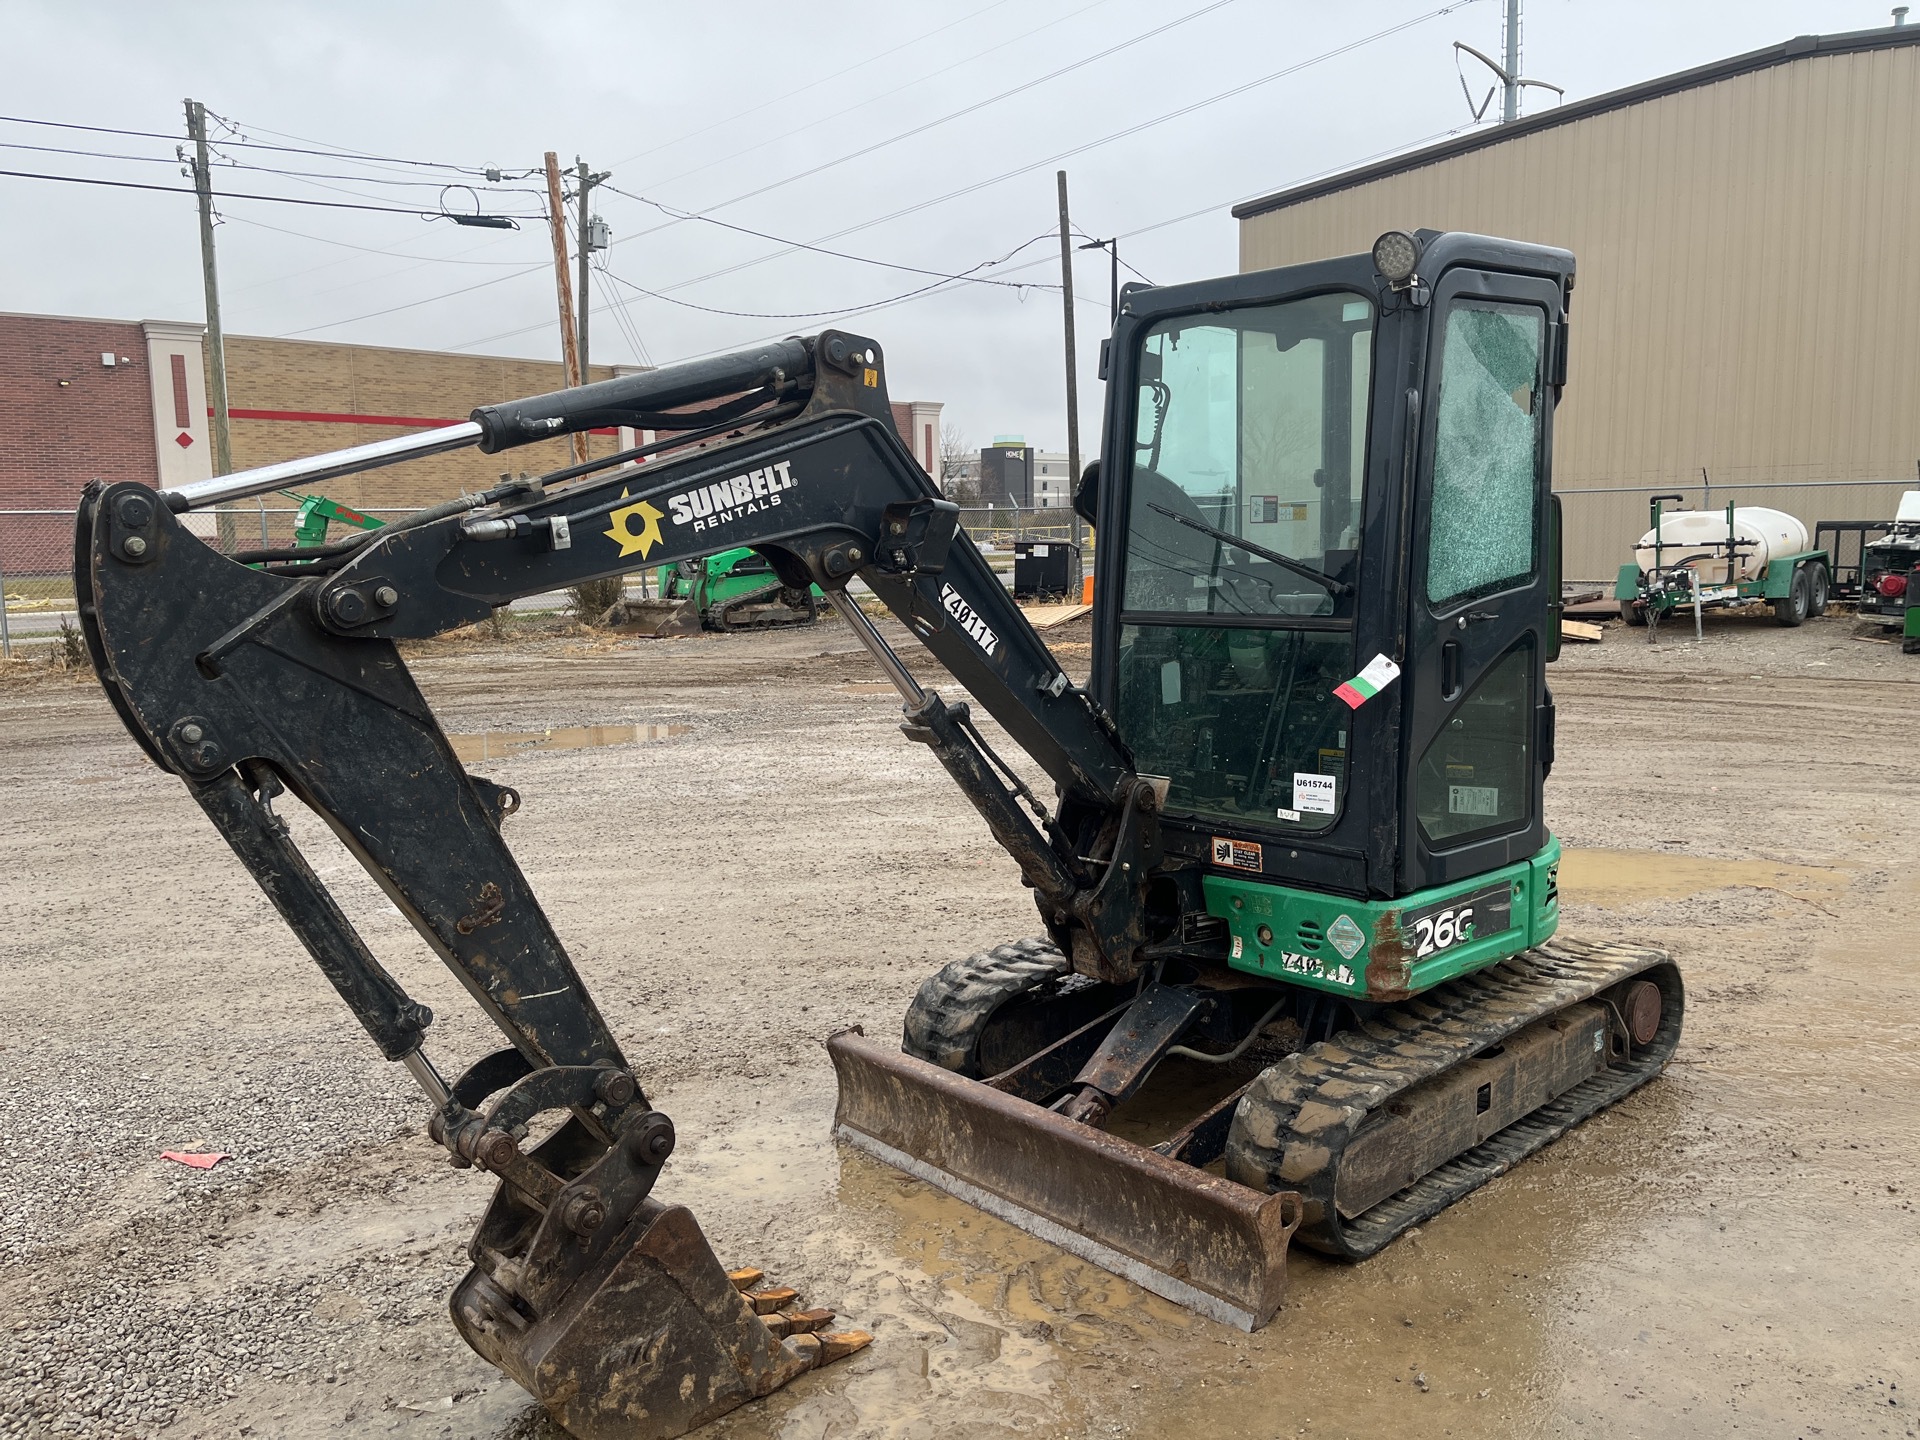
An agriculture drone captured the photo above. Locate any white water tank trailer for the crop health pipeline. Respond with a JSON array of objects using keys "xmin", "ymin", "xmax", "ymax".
[
  {"xmin": 1618, "ymin": 497, "xmax": 1829, "ymax": 631},
  {"xmin": 1633, "ymin": 507, "xmax": 1809, "ymax": 582}
]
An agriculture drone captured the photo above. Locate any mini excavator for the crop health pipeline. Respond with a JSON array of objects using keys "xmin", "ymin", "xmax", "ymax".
[{"xmin": 75, "ymin": 229, "xmax": 1682, "ymax": 1439}]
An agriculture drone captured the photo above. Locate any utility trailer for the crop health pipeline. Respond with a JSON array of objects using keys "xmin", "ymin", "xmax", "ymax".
[
  {"xmin": 1851, "ymin": 492, "xmax": 1920, "ymax": 652},
  {"xmin": 1616, "ymin": 494, "xmax": 1831, "ymax": 632},
  {"xmin": 1813, "ymin": 517, "xmax": 1894, "ymax": 602}
]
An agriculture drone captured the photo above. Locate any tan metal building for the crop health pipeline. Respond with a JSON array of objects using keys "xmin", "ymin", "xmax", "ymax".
[{"xmin": 1234, "ymin": 23, "xmax": 1920, "ymax": 579}]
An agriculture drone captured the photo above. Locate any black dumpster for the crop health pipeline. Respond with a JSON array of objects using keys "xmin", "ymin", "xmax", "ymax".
[{"xmin": 1012, "ymin": 540, "xmax": 1078, "ymax": 600}]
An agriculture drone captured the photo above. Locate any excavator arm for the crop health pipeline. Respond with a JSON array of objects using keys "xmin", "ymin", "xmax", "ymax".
[{"xmin": 74, "ymin": 331, "xmax": 1160, "ymax": 1440}]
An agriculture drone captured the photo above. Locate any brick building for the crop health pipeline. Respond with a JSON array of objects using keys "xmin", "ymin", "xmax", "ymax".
[
  {"xmin": 890, "ymin": 400, "xmax": 943, "ymax": 480},
  {"xmin": 1, "ymin": 311, "xmax": 941, "ymax": 574}
]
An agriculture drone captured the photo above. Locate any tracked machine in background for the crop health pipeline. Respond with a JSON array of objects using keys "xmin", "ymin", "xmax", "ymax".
[
  {"xmin": 75, "ymin": 228, "xmax": 1681, "ymax": 1438},
  {"xmin": 657, "ymin": 546, "xmax": 822, "ymax": 631}
]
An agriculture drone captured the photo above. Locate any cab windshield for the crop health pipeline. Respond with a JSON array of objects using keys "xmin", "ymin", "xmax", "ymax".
[
  {"xmin": 1115, "ymin": 290, "xmax": 1374, "ymax": 832},
  {"xmin": 1123, "ymin": 291, "xmax": 1372, "ymax": 620}
]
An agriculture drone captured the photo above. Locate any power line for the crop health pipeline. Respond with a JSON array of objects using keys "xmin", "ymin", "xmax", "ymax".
[
  {"xmin": 0, "ymin": 139, "xmax": 177, "ymax": 165},
  {"xmin": 606, "ymin": 0, "xmax": 1025, "ymax": 169},
  {"xmin": 0, "ymin": 166, "xmax": 546, "ymax": 218},
  {"xmin": 206, "ymin": 110, "xmax": 541, "ymax": 179},
  {"xmin": 630, "ymin": 2, "xmax": 1480, "ymax": 303},
  {"xmin": 0, "ymin": 111, "xmax": 522, "ymax": 176},
  {"xmin": 602, "ymin": 185, "xmax": 1058, "ymax": 292},
  {"xmin": 651, "ymin": 118, "xmax": 1487, "ymax": 366},
  {"xmin": 591, "ymin": 260, "xmax": 654, "ymax": 368},
  {"xmin": 273, "ymin": 262, "xmax": 549, "ymax": 338},
  {"xmin": 442, "ymin": 228, "xmax": 1061, "ymax": 354},
  {"xmin": 613, "ymin": 0, "xmax": 1238, "ymax": 251},
  {"xmin": 599, "ymin": 255, "xmax": 1047, "ymax": 322},
  {"xmin": 222, "ymin": 212, "xmax": 534, "ymax": 266},
  {"xmin": 634, "ymin": 0, "xmax": 1115, "ymax": 198},
  {"xmin": 213, "ymin": 159, "xmax": 544, "ymax": 193}
]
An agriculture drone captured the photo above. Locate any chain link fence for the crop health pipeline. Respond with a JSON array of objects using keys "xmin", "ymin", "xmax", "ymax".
[
  {"xmin": 1, "ymin": 504, "xmax": 433, "ymax": 658},
  {"xmin": 3, "ymin": 500, "xmax": 1100, "ymax": 657},
  {"xmin": 22, "ymin": 478, "xmax": 1913, "ymax": 655},
  {"xmin": 954, "ymin": 505, "xmax": 1084, "ymax": 548}
]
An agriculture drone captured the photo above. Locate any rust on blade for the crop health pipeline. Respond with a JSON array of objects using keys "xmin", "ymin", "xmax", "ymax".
[{"xmin": 827, "ymin": 1030, "xmax": 1300, "ymax": 1331}]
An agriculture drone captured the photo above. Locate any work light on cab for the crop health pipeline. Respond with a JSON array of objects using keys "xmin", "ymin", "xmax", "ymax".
[{"xmin": 1372, "ymin": 229, "xmax": 1422, "ymax": 286}]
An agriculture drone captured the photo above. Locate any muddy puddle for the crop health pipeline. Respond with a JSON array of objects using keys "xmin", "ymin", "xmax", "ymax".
[
  {"xmin": 446, "ymin": 721, "xmax": 688, "ymax": 762},
  {"xmin": 1558, "ymin": 846, "xmax": 1845, "ymax": 906}
]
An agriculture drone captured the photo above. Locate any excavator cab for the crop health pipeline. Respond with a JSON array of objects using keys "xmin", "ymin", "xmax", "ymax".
[
  {"xmin": 1087, "ymin": 232, "xmax": 1568, "ymax": 987},
  {"xmin": 73, "ymin": 229, "xmax": 1680, "ymax": 1439}
]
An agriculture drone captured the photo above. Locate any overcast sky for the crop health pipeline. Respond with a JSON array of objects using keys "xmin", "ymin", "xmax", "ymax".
[{"xmin": 4, "ymin": 0, "xmax": 1896, "ymax": 457}]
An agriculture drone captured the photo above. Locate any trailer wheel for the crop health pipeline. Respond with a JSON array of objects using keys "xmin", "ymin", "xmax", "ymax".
[
  {"xmin": 1808, "ymin": 563, "xmax": 1831, "ymax": 617},
  {"xmin": 1774, "ymin": 567, "xmax": 1812, "ymax": 627},
  {"xmin": 1619, "ymin": 599, "xmax": 1647, "ymax": 627}
]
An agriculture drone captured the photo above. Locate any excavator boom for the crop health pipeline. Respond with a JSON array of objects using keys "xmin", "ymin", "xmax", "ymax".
[{"xmin": 74, "ymin": 328, "xmax": 1187, "ymax": 1437}]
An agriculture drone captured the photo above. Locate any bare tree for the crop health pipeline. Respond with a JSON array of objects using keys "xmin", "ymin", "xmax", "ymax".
[{"xmin": 938, "ymin": 423, "xmax": 980, "ymax": 505}]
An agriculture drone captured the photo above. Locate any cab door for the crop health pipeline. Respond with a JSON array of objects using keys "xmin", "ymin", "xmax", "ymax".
[{"xmin": 1399, "ymin": 268, "xmax": 1564, "ymax": 892}]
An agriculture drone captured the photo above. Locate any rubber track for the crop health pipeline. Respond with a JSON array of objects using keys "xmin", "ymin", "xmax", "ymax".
[
  {"xmin": 714, "ymin": 582, "xmax": 815, "ymax": 632},
  {"xmin": 1225, "ymin": 936, "xmax": 1683, "ymax": 1259},
  {"xmin": 901, "ymin": 938, "xmax": 1068, "ymax": 1077}
]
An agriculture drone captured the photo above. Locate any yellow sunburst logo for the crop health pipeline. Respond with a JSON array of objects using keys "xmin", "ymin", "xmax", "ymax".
[{"xmin": 604, "ymin": 489, "xmax": 666, "ymax": 559}]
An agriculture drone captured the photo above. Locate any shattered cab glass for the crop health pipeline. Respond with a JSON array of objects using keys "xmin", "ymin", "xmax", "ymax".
[{"xmin": 1426, "ymin": 302, "xmax": 1544, "ymax": 608}]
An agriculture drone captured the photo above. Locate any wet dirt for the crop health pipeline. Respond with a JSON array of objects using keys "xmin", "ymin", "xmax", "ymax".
[
  {"xmin": 446, "ymin": 722, "xmax": 691, "ymax": 763},
  {"xmin": 2, "ymin": 612, "xmax": 1916, "ymax": 1440},
  {"xmin": 1557, "ymin": 848, "xmax": 1847, "ymax": 907}
]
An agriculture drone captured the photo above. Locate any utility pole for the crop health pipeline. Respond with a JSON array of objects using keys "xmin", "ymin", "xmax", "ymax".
[
  {"xmin": 1055, "ymin": 171, "xmax": 1084, "ymax": 590},
  {"xmin": 1501, "ymin": 0, "xmax": 1521, "ymax": 122},
  {"xmin": 543, "ymin": 152, "xmax": 588, "ymax": 463},
  {"xmin": 574, "ymin": 159, "xmax": 611, "ymax": 378},
  {"xmin": 183, "ymin": 100, "xmax": 232, "ymax": 481},
  {"xmin": 1078, "ymin": 235, "xmax": 1120, "ymax": 323}
]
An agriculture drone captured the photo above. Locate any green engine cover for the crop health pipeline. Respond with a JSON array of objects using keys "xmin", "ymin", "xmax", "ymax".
[{"xmin": 1202, "ymin": 837, "xmax": 1561, "ymax": 1002}]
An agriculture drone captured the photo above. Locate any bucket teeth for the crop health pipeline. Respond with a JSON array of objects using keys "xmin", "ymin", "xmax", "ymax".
[
  {"xmin": 761, "ymin": 1306, "xmax": 836, "ymax": 1339},
  {"xmin": 786, "ymin": 1329, "xmax": 876, "ymax": 1367},
  {"xmin": 747, "ymin": 1284, "xmax": 800, "ymax": 1314},
  {"xmin": 726, "ymin": 1266, "xmax": 767, "ymax": 1291}
]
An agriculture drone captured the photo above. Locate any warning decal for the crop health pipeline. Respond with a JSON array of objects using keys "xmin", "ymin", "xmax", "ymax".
[{"xmin": 1210, "ymin": 837, "xmax": 1263, "ymax": 872}]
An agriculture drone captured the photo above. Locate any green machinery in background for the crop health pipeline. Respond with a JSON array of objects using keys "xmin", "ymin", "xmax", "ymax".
[
  {"xmin": 287, "ymin": 492, "xmax": 387, "ymax": 548},
  {"xmin": 655, "ymin": 547, "xmax": 820, "ymax": 631}
]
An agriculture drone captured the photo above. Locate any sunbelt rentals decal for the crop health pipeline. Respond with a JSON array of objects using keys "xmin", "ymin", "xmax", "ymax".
[
  {"xmin": 604, "ymin": 460, "xmax": 800, "ymax": 559},
  {"xmin": 939, "ymin": 583, "xmax": 999, "ymax": 656}
]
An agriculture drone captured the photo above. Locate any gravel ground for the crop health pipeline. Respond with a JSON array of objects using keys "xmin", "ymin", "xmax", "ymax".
[{"xmin": 2, "ymin": 606, "xmax": 1916, "ymax": 1440}]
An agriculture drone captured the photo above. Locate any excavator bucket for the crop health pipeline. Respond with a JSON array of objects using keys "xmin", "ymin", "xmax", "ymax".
[
  {"xmin": 453, "ymin": 1199, "xmax": 868, "ymax": 1440},
  {"xmin": 827, "ymin": 1030, "xmax": 1302, "ymax": 1330}
]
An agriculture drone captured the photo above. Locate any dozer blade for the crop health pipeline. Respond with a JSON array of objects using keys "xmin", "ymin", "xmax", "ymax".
[
  {"xmin": 607, "ymin": 596, "xmax": 702, "ymax": 637},
  {"xmin": 453, "ymin": 1197, "xmax": 871, "ymax": 1440},
  {"xmin": 827, "ymin": 1030, "xmax": 1301, "ymax": 1331}
]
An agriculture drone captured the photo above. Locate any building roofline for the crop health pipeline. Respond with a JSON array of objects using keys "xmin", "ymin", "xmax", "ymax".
[
  {"xmin": 1233, "ymin": 24, "xmax": 1920, "ymax": 221},
  {"xmin": 0, "ymin": 309, "xmax": 598, "ymax": 370}
]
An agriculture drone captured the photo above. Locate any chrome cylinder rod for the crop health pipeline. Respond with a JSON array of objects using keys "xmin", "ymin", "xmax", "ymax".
[
  {"xmin": 161, "ymin": 421, "xmax": 486, "ymax": 512},
  {"xmin": 402, "ymin": 1047, "xmax": 453, "ymax": 1110},
  {"xmin": 834, "ymin": 593, "xmax": 927, "ymax": 708}
]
